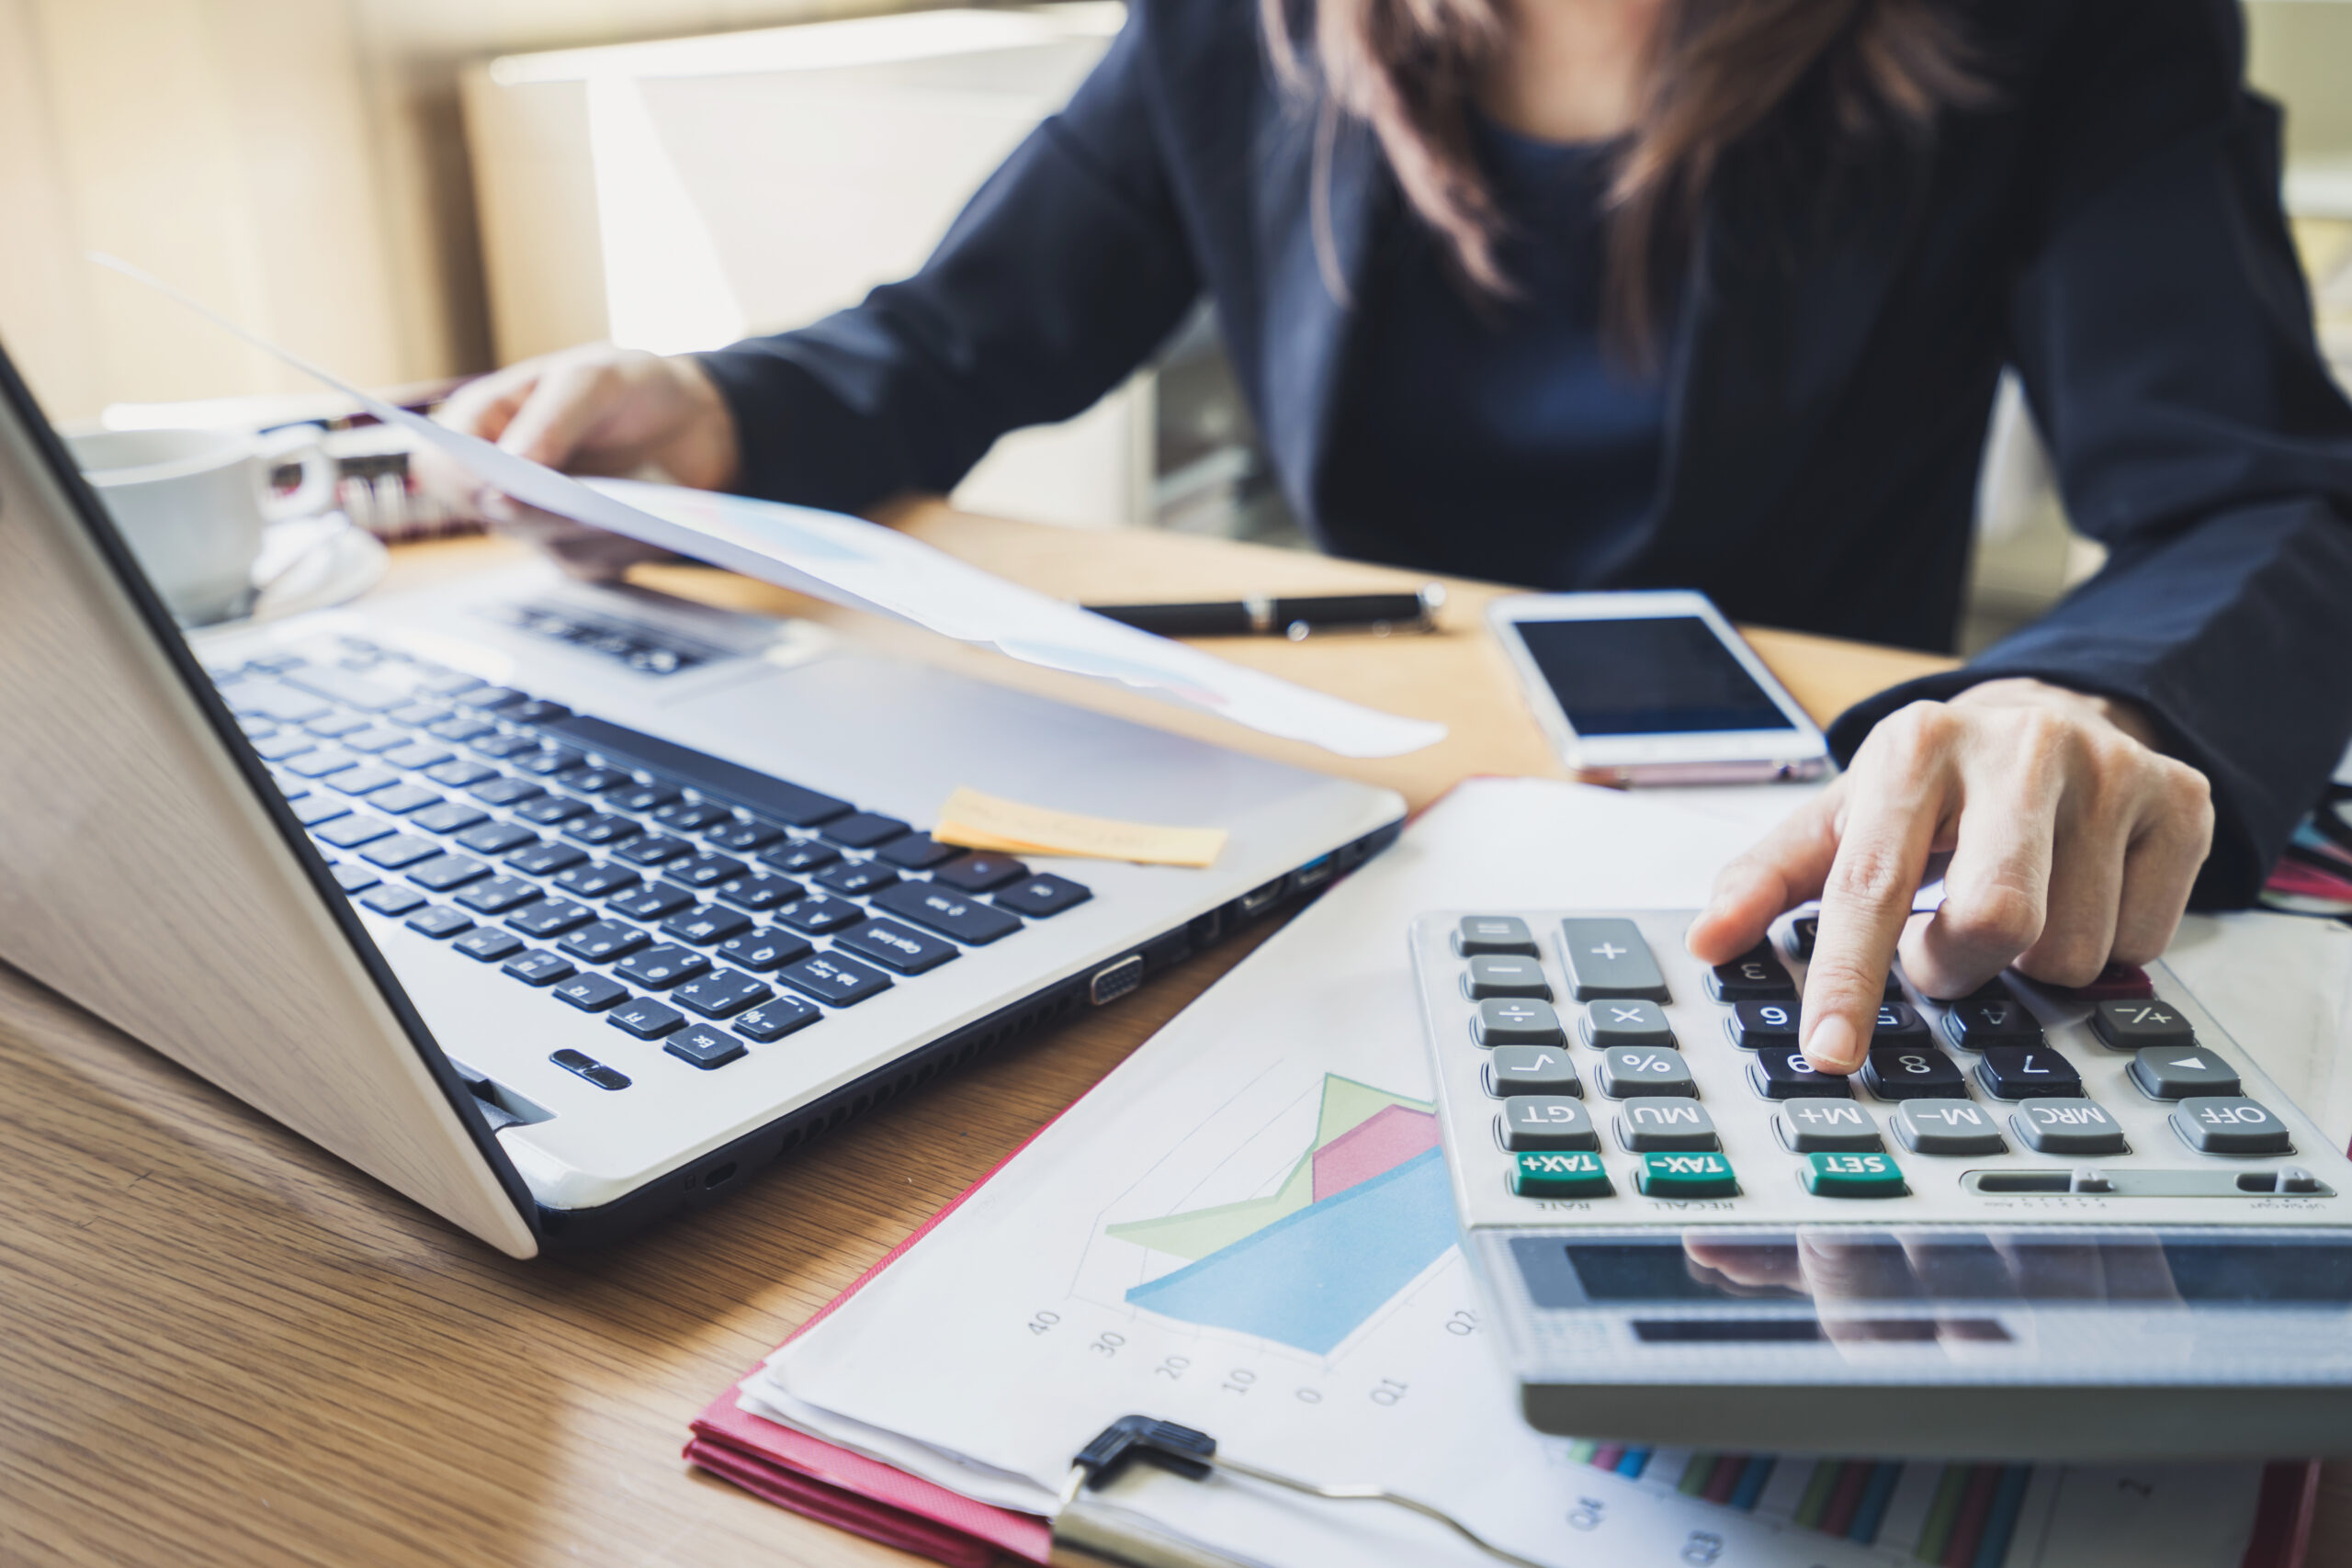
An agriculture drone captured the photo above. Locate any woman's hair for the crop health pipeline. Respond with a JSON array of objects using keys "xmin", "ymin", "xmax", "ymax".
[{"xmin": 1262, "ymin": 0, "xmax": 1984, "ymax": 356}]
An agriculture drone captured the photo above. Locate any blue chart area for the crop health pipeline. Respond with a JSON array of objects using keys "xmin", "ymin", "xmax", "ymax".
[{"xmin": 1124, "ymin": 1145, "xmax": 1456, "ymax": 1355}]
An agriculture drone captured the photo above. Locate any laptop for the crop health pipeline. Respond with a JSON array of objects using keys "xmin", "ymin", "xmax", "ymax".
[{"xmin": 0, "ymin": 344, "xmax": 1406, "ymax": 1258}]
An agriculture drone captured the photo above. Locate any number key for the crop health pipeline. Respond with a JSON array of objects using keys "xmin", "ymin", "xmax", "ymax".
[
  {"xmin": 1942, "ymin": 997, "xmax": 2042, "ymax": 1050},
  {"xmin": 1748, "ymin": 1049, "xmax": 1853, "ymax": 1100},
  {"xmin": 1975, "ymin": 1044, "xmax": 2083, "ymax": 1100},
  {"xmin": 1706, "ymin": 945, "xmax": 1794, "ymax": 1001},
  {"xmin": 1860, "ymin": 1046, "xmax": 1967, "ymax": 1100},
  {"xmin": 1724, "ymin": 1000, "xmax": 1801, "ymax": 1049}
]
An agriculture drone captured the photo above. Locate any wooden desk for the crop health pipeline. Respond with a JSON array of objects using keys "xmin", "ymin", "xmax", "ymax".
[{"xmin": 0, "ymin": 509, "xmax": 2331, "ymax": 1565}]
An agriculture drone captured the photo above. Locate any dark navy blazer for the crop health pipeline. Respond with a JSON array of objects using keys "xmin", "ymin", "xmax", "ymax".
[{"xmin": 699, "ymin": 0, "xmax": 2352, "ymax": 906}]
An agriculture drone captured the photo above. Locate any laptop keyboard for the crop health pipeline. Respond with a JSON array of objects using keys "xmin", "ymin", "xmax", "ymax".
[{"xmin": 211, "ymin": 637, "xmax": 1094, "ymax": 1089}]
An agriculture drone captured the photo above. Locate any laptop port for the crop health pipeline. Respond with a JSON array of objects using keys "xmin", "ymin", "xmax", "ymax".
[
  {"xmin": 1293, "ymin": 852, "xmax": 1336, "ymax": 891},
  {"xmin": 1238, "ymin": 876, "xmax": 1287, "ymax": 918},
  {"xmin": 1090, "ymin": 954, "xmax": 1146, "ymax": 1005}
]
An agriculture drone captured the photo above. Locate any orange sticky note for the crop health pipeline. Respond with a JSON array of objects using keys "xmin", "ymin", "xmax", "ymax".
[{"xmin": 933, "ymin": 786, "xmax": 1227, "ymax": 868}]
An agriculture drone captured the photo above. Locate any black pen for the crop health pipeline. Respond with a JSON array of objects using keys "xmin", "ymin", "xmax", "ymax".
[{"xmin": 1082, "ymin": 584, "xmax": 1446, "ymax": 639}]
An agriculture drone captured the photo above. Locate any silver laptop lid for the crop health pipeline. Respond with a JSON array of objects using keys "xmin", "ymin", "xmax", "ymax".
[{"xmin": 0, "ymin": 344, "xmax": 539, "ymax": 1257}]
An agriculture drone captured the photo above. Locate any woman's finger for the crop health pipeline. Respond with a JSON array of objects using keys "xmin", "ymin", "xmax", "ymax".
[
  {"xmin": 2109, "ymin": 763, "xmax": 2212, "ymax": 964},
  {"xmin": 1685, "ymin": 784, "xmax": 1844, "ymax": 965},
  {"xmin": 2013, "ymin": 729, "xmax": 2132, "ymax": 987},
  {"xmin": 1898, "ymin": 721, "xmax": 2061, "ymax": 999},
  {"xmin": 493, "ymin": 359, "xmax": 620, "ymax": 471}
]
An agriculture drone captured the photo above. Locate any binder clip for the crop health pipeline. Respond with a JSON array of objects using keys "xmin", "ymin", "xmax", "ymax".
[{"xmin": 1047, "ymin": 1414, "xmax": 1546, "ymax": 1568}]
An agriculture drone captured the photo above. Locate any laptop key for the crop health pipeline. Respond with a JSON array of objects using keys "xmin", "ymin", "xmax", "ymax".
[
  {"xmin": 706, "ymin": 818, "xmax": 786, "ymax": 852},
  {"xmin": 607, "ymin": 998, "xmax": 684, "ymax": 1039},
  {"xmin": 553, "ymin": 863, "xmax": 640, "ymax": 899},
  {"xmin": 507, "ymin": 699, "xmax": 574, "ymax": 726},
  {"xmin": 457, "ymin": 876, "xmax": 542, "ymax": 915},
  {"xmin": 876, "ymin": 833, "xmax": 961, "ymax": 870},
  {"xmin": 330, "ymin": 862, "xmax": 381, "ymax": 894},
  {"xmin": 342, "ymin": 727, "xmax": 411, "ymax": 754},
  {"xmin": 933, "ymin": 853, "xmax": 1028, "ymax": 894},
  {"xmin": 540, "ymin": 714, "xmax": 854, "ymax": 827},
  {"xmin": 454, "ymin": 927, "xmax": 524, "ymax": 962},
  {"xmin": 470, "ymin": 734, "xmax": 541, "ymax": 761},
  {"xmin": 510, "ymin": 746, "xmax": 584, "ymax": 776},
  {"xmin": 762, "ymin": 839, "xmax": 839, "ymax": 875},
  {"xmin": 329, "ymin": 766, "xmax": 403, "ymax": 795},
  {"xmin": 663, "ymin": 907, "xmax": 754, "ymax": 946},
  {"xmin": 872, "ymin": 881, "xmax": 1022, "ymax": 945},
  {"xmin": 457, "ymin": 685, "xmax": 529, "ymax": 711},
  {"xmin": 993, "ymin": 874, "xmax": 1091, "ymax": 919},
  {"xmin": 427, "ymin": 715, "xmax": 499, "ymax": 742},
  {"xmin": 670, "ymin": 852, "xmax": 748, "ymax": 889},
  {"xmin": 469, "ymin": 776, "xmax": 545, "ymax": 807},
  {"xmin": 665, "ymin": 1025, "xmax": 747, "ymax": 1069},
  {"xmin": 424, "ymin": 759, "xmax": 499, "ymax": 788},
  {"xmin": 559, "ymin": 920, "xmax": 652, "ymax": 964},
  {"xmin": 226, "ymin": 682, "xmax": 332, "ymax": 724},
  {"xmin": 509, "ymin": 841, "xmax": 588, "ymax": 877},
  {"xmin": 551, "ymin": 972, "xmax": 628, "ymax": 1012},
  {"xmin": 292, "ymin": 795, "xmax": 352, "ymax": 828},
  {"xmin": 368, "ymin": 784, "xmax": 440, "ymax": 816},
  {"xmin": 416, "ymin": 669, "xmax": 483, "ymax": 697},
  {"xmin": 564, "ymin": 813, "xmax": 642, "ymax": 847},
  {"xmin": 822, "ymin": 812, "xmax": 911, "ymax": 850},
  {"xmin": 404, "ymin": 904, "xmax": 474, "ymax": 939},
  {"xmin": 279, "ymin": 663, "xmax": 408, "ymax": 712},
  {"xmin": 455, "ymin": 822, "xmax": 537, "ymax": 856},
  {"xmin": 358, "ymin": 883, "xmax": 427, "ymax": 917},
  {"xmin": 776, "ymin": 952, "xmax": 893, "ymax": 1006},
  {"xmin": 713, "ymin": 872, "xmax": 799, "ymax": 912},
  {"xmin": 381, "ymin": 741, "xmax": 453, "ymax": 771},
  {"xmin": 514, "ymin": 795, "xmax": 593, "ymax": 827},
  {"xmin": 412, "ymin": 801, "xmax": 490, "ymax": 835},
  {"xmin": 502, "ymin": 950, "xmax": 576, "ymax": 987},
  {"xmin": 653, "ymin": 800, "xmax": 734, "ymax": 832},
  {"xmin": 610, "ymin": 783, "xmax": 682, "ymax": 814},
  {"xmin": 360, "ymin": 835, "xmax": 444, "ymax": 871},
  {"xmin": 385, "ymin": 702, "xmax": 450, "ymax": 728},
  {"xmin": 283, "ymin": 748, "xmax": 361, "ymax": 779},
  {"xmin": 407, "ymin": 854, "xmax": 493, "ymax": 892},
  {"xmin": 303, "ymin": 714, "xmax": 371, "ymax": 740},
  {"xmin": 550, "ymin": 1048, "xmax": 631, "ymax": 1090},
  {"xmin": 838, "ymin": 919, "xmax": 960, "ymax": 975},
  {"xmin": 734, "ymin": 995, "xmax": 820, "ymax": 1043},
  {"xmin": 673, "ymin": 969, "xmax": 775, "ymax": 1018},
  {"xmin": 508, "ymin": 898, "xmax": 596, "ymax": 939},
  {"xmin": 715, "ymin": 930, "xmax": 813, "ymax": 972},
  {"xmin": 553, "ymin": 765, "xmax": 632, "ymax": 794},
  {"xmin": 817, "ymin": 861, "xmax": 899, "ymax": 897},
  {"xmin": 315, "ymin": 814, "xmax": 398, "ymax": 850},
  {"xmin": 614, "ymin": 833, "xmax": 694, "ymax": 866},
  {"xmin": 614, "ymin": 944, "xmax": 712, "ymax": 989},
  {"xmin": 776, "ymin": 894, "xmax": 864, "ymax": 935},
  {"xmin": 252, "ymin": 733, "xmax": 319, "ymax": 762},
  {"xmin": 608, "ymin": 882, "xmax": 696, "ymax": 921}
]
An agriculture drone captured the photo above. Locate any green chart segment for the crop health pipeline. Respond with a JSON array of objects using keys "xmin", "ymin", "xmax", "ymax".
[{"xmin": 1566, "ymin": 1442, "xmax": 2034, "ymax": 1567}]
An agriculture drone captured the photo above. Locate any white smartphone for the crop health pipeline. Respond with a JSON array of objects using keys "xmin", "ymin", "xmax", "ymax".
[{"xmin": 1487, "ymin": 590, "xmax": 1831, "ymax": 784}]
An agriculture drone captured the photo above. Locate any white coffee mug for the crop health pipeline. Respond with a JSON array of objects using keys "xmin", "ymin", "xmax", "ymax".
[{"xmin": 65, "ymin": 426, "xmax": 335, "ymax": 625}]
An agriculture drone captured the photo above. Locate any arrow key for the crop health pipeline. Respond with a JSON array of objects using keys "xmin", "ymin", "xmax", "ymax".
[{"xmin": 2128, "ymin": 1046, "xmax": 2241, "ymax": 1101}]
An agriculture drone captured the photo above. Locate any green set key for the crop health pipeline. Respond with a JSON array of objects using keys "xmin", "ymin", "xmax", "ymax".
[
  {"xmin": 1512, "ymin": 1152, "xmax": 1612, "ymax": 1198},
  {"xmin": 1804, "ymin": 1150, "xmax": 1908, "ymax": 1198},
  {"xmin": 1637, "ymin": 1152, "xmax": 1738, "ymax": 1199}
]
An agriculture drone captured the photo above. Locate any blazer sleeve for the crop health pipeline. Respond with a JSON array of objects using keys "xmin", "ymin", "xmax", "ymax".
[
  {"xmin": 693, "ymin": 7, "xmax": 1201, "ymax": 515},
  {"xmin": 1826, "ymin": 0, "xmax": 2352, "ymax": 907}
]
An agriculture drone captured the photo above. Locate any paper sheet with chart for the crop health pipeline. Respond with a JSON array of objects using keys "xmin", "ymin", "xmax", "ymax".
[
  {"xmin": 746, "ymin": 779, "xmax": 2306, "ymax": 1568},
  {"xmin": 93, "ymin": 254, "xmax": 1444, "ymax": 761}
]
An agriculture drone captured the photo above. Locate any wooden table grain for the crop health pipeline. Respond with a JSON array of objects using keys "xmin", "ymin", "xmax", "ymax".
[{"xmin": 1, "ymin": 507, "xmax": 2336, "ymax": 1565}]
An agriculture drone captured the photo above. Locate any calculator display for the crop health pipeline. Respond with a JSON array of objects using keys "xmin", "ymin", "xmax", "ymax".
[{"xmin": 1511, "ymin": 615, "xmax": 1797, "ymax": 736}]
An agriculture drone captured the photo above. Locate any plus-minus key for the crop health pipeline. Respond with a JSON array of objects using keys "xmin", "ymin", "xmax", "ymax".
[{"xmin": 1557, "ymin": 919, "xmax": 1670, "ymax": 1002}]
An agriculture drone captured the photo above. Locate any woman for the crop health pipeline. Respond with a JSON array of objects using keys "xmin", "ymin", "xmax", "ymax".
[{"xmin": 439, "ymin": 0, "xmax": 2352, "ymax": 1075}]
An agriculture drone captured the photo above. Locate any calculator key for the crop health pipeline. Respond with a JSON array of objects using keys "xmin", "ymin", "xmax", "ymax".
[
  {"xmin": 2127, "ymin": 1046, "xmax": 2241, "ymax": 1101},
  {"xmin": 992, "ymin": 874, "xmax": 1091, "ymax": 919},
  {"xmin": 872, "ymin": 882, "xmax": 1022, "ymax": 945},
  {"xmin": 558, "ymin": 921, "xmax": 653, "ymax": 964},
  {"xmin": 2171, "ymin": 1096, "xmax": 2293, "ymax": 1156},
  {"xmin": 876, "ymin": 833, "xmax": 961, "ymax": 870},
  {"xmin": 823, "ymin": 812, "xmax": 913, "ymax": 850},
  {"xmin": 763, "ymin": 839, "xmax": 841, "ymax": 875},
  {"xmin": 1941, "ymin": 997, "xmax": 2043, "ymax": 1050},
  {"xmin": 1580, "ymin": 999, "xmax": 1675, "ymax": 1050},
  {"xmin": 404, "ymin": 905, "xmax": 474, "ymax": 940},
  {"xmin": 715, "ymin": 930, "xmax": 814, "ymax": 972},
  {"xmin": 1775, "ymin": 1101, "xmax": 1882, "ymax": 1153},
  {"xmin": 614, "ymin": 944, "xmax": 712, "ymax": 989},
  {"xmin": 551, "ymin": 973, "xmax": 628, "ymax": 1012},
  {"xmin": 838, "ymin": 919, "xmax": 961, "ymax": 975},
  {"xmin": 456, "ymin": 876, "xmax": 541, "ymax": 916},
  {"xmin": 933, "ymin": 852, "xmax": 1027, "ymax": 893},
  {"xmin": 707, "ymin": 818, "xmax": 786, "ymax": 853},
  {"xmin": 454, "ymin": 822, "xmax": 537, "ymax": 856},
  {"xmin": 1922, "ymin": 975, "xmax": 2012, "ymax": 1005},
  {"xmin": 1975, "ymin": 1045, "xmax": 2083, "ymax": 1100},
  {"xmin": 1474, "ymin": 998, "xmax": 1566, "ymax": 1046},
  {"xmin": 2062, "ymin": 962, "xmax": 2156, "ymax": 1001},
  {"xmin": 607, "ymin": 998, "xmax": 684, "ymax": 1039},
  {"xmin": 1706, "ymin": 946, "xmax": 1794, "ymax": 1002},
  {"xmin": 1803, "ymin": 1151, "xmax": 1907, "ymax": 1198},
  {"xmin": 509, "ymin": 841, "xmax": 588, "ymax": 877},
  {"xmin": 776, "ymin": 893, "xmax": 865, "ymax": 935},
  {"xmin": 412, "ymin": 801, "xmax": 489, "ymax": 835},
  {"xmin": 608, "ymin": 883, "xmax": 697, "ymax": 921},
  {"xmin": 358, "ymin": 883, "xmax": 427, "ymax": 917},
  {"xmin": 408, "ymin": 854, "xmax": 492, "ymax": 892},
  {"xmin": 817, "ymin": 861, "xmax": 900, "ymax": 897},
  {"xmin": 316, "ymin": 814, "xmax": 398, "ymax": 850},
  {"xmin": 776, "ymin": 952, "xmax": 894, "ymax": 1007},
  {"xmin": 1557, "ymin": 919, "xmax": 1669, "ymax": 1001},
  {"xmin": 1892, "ymin": 1100, "xmax": 2007, "ymax": 1156},
  {"xmin": 662, "ymin": 906, "xmax": 754, "ymax": 946},
  {"xmin": 1595, "ymin": 1048, "xmax": 1696, "ymax": 1100},
  {"xmin": 673, "ymin": 968, "xmax": 775, "ymax": 1018},
  {"xmin": 1510, "ymin": 1151, "xmax": 1612, "ymax": 1198},
  {"xmin": 554, "ymin": 863, "xmax": 641, "ymax": 899},
  {"xmin": 665, "ymin": 1025, "xmax": 747, "ymax": 1070},
  {"xmin": 714, "ymin": 872, "xmax": 801, "ymax": 912},
  {"xmin": 1748, "ymin": 1049, "xmax": 1853, "ymax": 1100},
  {"xmin": 1455, "ymin": 916, "xmax": 1538, "ymax": 956},
  {"xmin": 1860, "ymin": 1046, "xmax": 1968, "ymax": 1100},
  {"xmin": 508, "ymin": 898, "xmax": 596, "ymax": 939},
  {"xmin": 1462, "ymin": 955, "xmax": 1552, "ymax": 1000},
  {"xmin": 1781, "ymin": 915, "xmax": 1816, "ymax": 959},
  {"xmin": 2011, "ymin": 1100, "xmax": 2129, "ymax": 1156},
  {"xmin": 549, "ymin": 1050, "xmax": 631, "ymax": 1091},
  {"xmin": 1497, "ymin": 1096, "xmax": 1598, "ymax": 1151},
  {"xmin": 1724, "ymin": 1000, "xmax": 1803, "ymax": 1049},
  {"xmin": 454, "ymin": 928, "xmax": 524, "ymax": 963},
  {"xmin": 1483, "ymin": 1047, "xmax": 1581, "ymax": 1097},
  {"xmin": 669, "ymin": 852, "xmax": 749, "ymax": 889},
  {"xmin": 1636, "ymin": 1152, "xmax": 1738, "ymax": 1199},
  {"xmin": 734, "ymin": 995, "xmax": 821, "ymax": 1042},
  {"xmin": 1864, "ymin": 1001, "xmax": 1931, "ymax": 1045},
  {"xmin": 502, "ymin": 949, "xmax": 576, "ymax": 987},
  {"xmin": 1614, "ymin": 1099, "xmax": 1717, "ymax": 1152},
  {"xmin": 2092, "ymin": 999, "xmax": 2198, "ymax": 1052}
]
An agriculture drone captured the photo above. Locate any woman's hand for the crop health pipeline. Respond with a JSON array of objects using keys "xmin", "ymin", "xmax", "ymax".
[
  {"xmin": 1685, "ymin": 679, "xmax": 2214, "ymax": 1075},
  {"xmin": 424, "ymin": 344, "xmax": 741, "ymax": 579}
]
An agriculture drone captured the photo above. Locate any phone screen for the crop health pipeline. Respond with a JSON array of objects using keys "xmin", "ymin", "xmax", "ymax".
[{"xmin": 1512, "ymin": 615, "xmax": 1797, "ymax": 736}]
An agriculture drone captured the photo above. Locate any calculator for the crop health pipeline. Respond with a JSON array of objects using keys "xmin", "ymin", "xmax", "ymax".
[{"xmin": 1409, "ymin": 909, "xmax": 2352, "ymax": 1459}]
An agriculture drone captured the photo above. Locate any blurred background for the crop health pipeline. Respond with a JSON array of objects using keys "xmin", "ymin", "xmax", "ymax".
[{"xmin": 3, "ymin": 0, "xmax": 2347, "ymax": 648}]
